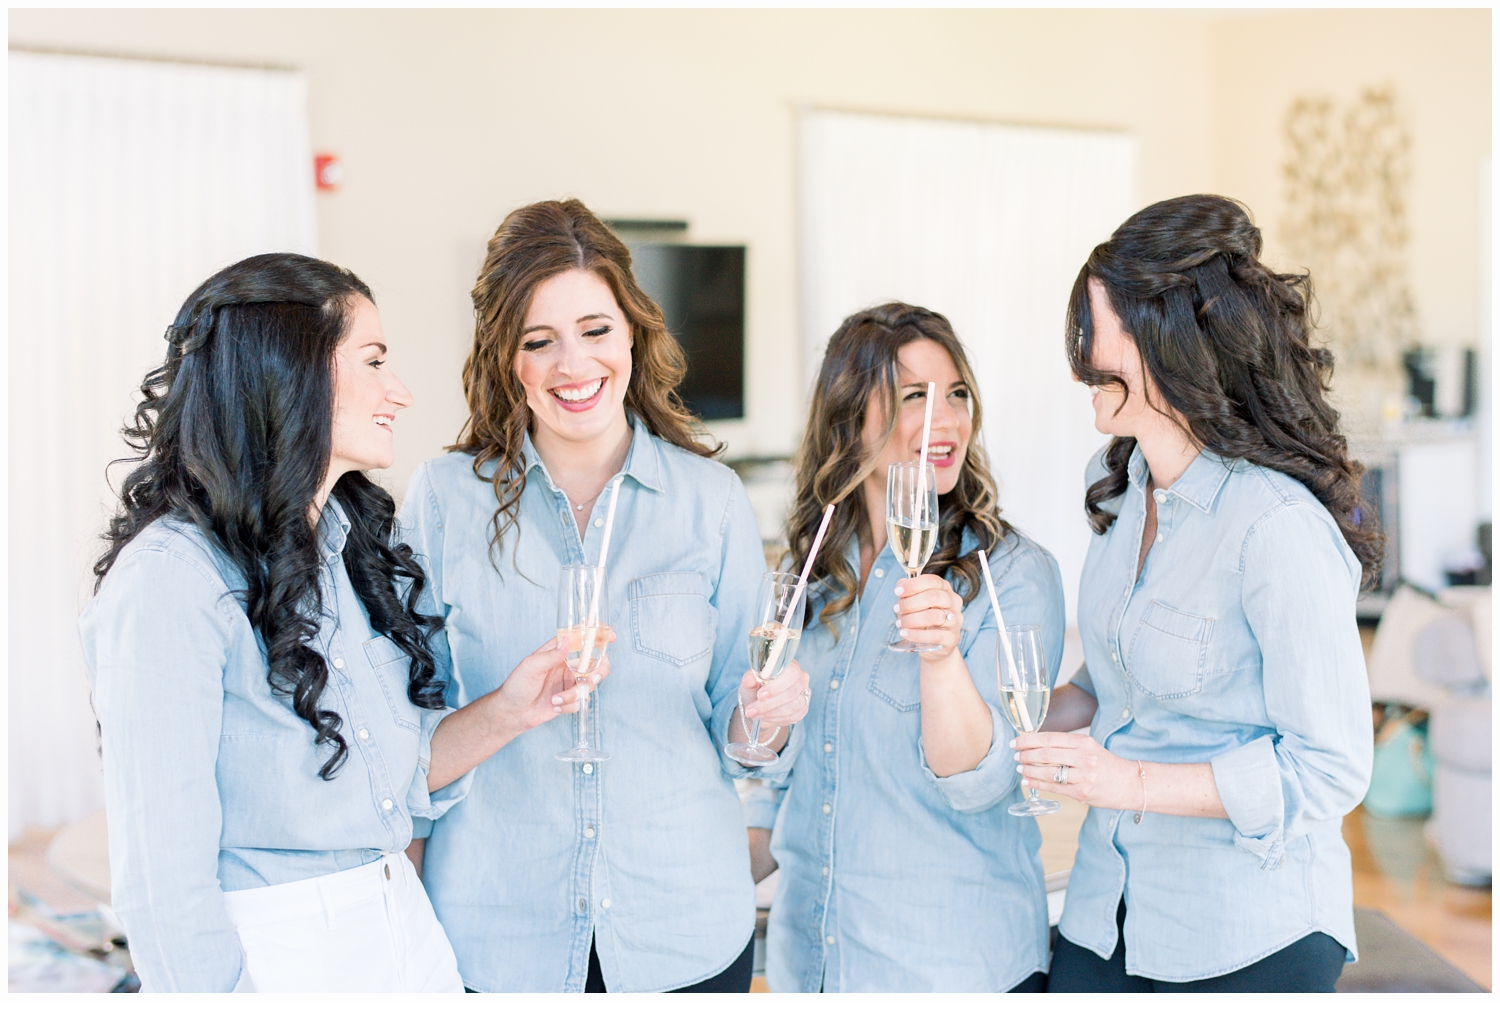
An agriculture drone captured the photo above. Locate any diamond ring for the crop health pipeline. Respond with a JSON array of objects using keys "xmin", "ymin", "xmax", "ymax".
[{"xmin": 1053, "ymin": 766, "xmax": 1069, "ymax": 785}]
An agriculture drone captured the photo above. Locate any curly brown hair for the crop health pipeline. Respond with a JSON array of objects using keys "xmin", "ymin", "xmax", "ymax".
[
  {"xmin": 453, "ymin": 199, "xmax": 717, "ymax": 557},
  {"xmin": 787, "ymin": 303, "xmax": 1011, "ymax": 633},
  {"xmin": 1065, "ymin": 194, "xmax": 1385, "ymax": 587}
]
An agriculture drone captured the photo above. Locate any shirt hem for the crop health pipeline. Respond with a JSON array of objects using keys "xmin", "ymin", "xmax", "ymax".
[{"xmin": 1120, "ymin": 924, "xmax": 1355, "ymax": 983}]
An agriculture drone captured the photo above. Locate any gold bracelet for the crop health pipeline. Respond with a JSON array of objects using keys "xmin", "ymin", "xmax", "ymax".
[{"xmin": 1134, "ymin": 760, "xmax": 1147, "ymax": 824}]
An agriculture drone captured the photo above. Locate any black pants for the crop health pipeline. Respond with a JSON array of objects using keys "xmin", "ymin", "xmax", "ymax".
[
  {"xmin": 585, "ymin": 935, "xmax": 755, "ymax": 993},
  {"xmin": 1048, "ymin": 902, "xmax": 1346, "ymax": 993}
]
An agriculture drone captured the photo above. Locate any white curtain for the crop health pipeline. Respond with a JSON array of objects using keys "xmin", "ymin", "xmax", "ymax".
[
  {"xmin": 800, "ymin": 109, "xmax": 1137, "ymax": 629},
  {"xmin": 9, "ymin": 52, "xmax": 318, "ymax": 839}
]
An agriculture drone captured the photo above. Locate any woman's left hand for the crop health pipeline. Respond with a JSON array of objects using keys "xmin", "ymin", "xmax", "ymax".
[
  {"xmin": 1011, "ymin": 731, "xmax": 1143, "ymax": 810},
  {"xmin": 742, "ymin": 659, "xmax": 812, "ymax": 728},
  {"xmin": 893, "ymin": 573, "xmax": 965, "ymax": 661}
]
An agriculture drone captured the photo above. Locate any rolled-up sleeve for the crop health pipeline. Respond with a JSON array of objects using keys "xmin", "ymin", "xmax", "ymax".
[
  {"xmin": 83, "ymin": 548, "xmax": 244, "ymax": 992},
  {"xmin": 1217, "ymin": 502, "xmax": 1373, "ymax": 869},
  {"xmin": 740, "ymin": 777, "xmax": 787, "ymax": 831},
  {"xmin": 709, "ymin": 475, "xmax": 807, "ymax": 781},
  {"xmin": 399, "ymin": 462, "xmax": 471, "ymax": 836},
  {"xmin": 920, "ymin": 538, "xmax": 1067, "ymax": 813}
]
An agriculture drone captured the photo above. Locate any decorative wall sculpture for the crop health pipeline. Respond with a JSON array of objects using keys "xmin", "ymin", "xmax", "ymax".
[{"xmin": 1282, "ymin": 87, "xmax": 1419, "ymax": 432}]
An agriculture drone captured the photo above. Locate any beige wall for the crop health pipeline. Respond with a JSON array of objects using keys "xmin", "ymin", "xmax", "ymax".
[
  {"xmin": 10, "ymin": 9, "xmax": 1489, "ymax": 500},
  {"xmin": 1211, "ymin": 8, "xmax": 1491, "ymax": 349}
]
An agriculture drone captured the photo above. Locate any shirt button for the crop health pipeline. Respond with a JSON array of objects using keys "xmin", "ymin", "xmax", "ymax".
[
  {"xmin": 823, "ymin": 804, "xmax": 832, "ymax": 815},
  {"xmin": 826, "ymin": 935, "xmax": 836, "ymax": 945},
  {"xmin": 583, "ymin": 763, "xmax": 594, "ymax": 774},
  {"xmin": 357, "ymin": 728, "xmax": 369, "ymax": 741},
  {"xmin": 381, "ymin": 798, "xmax": 393, "ymax": 811},
  {"xmin": 1122, "ymin": 709, "xmax": 1131, "ymax": 720},
  {"xmin": 593, "ymin": 517, "xmax": 603, "ymax": 528},
  {"xmin": 829, "ymin": 679, "xmax": 839, "ymax": 690},
  {"xmin": 1155, "ymin": 533, "xmax": 1164, "ymax": 543},
  {"xmin": 600, "ymin": 898, "xmax": 612, "ymax": 909},
  {"xmin": 584, "ymin": 826, "xmax": 596, "ymax": 839},
  {"xmin": 1154, "ymin": 490, "xmax": 1166, "ymax": 502},
  {"xmin": 824, "ymin": 743, "xmax": 833, "ymax": 753},
  {"xmin": 822, "ymin": 866, "xmax": 830, "ymax": 876},
  {"xmin": 1111, "ymin": 652, "xmax": 1119, "ymax": 664},
  {"xmin": 332, "ymin": 658, "xmax": 345, "ymax": 670},
  {"xmin": 873, "ymin": 568, "xmax": 884, "ymax": 578}
]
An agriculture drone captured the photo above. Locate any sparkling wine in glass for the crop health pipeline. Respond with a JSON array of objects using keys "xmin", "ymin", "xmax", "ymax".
[
  {"xmin": 556, "ymin": 564, "xmax": 610, "ymax": 762},
  {"xmin": 724, "ymin": 571, "xmax": 806, "ymax": 767},
  {"xmin": 886, "ymin": 460, "xmax": 940, "ymax": 654},
  {"xmin": 997, "ymin": 624, "xmax": 1059, "ymax": 816}
]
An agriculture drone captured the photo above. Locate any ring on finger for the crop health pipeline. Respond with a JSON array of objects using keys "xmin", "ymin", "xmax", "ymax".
[
  {"xmin": 1053, "ymin": 765, "xmax": 1068, "ymax": 785},
  {"xmin": 942, "ymin": 610, "xmax": 952, "ymax": 626},
  {"xmin": 801, "ymin": 687, "xmax": 811, "ymax": 700}
]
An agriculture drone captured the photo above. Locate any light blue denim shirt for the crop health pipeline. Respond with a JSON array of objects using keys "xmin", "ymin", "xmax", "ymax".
[
  {"xmin": 78, "ymin": 498, "xmax": 469, "ymax": 993},
  {"xmin": 400, "ymin": 415, "xmax": 785, "ymax": 993},
  {"xmin": 1060, "ymin": 445, "xmax": 1373, "ymax": 982},
  {"xmin": 744, "ymin": 527, "xmax": 1065, "ymax": 992}
]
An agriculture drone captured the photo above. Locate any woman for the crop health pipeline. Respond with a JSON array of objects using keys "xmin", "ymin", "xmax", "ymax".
[
  {"xmin": 402, "ymin": 199, "xmax": 811, "ymax": 993},
  {"xmin": 748, "ymin": 303, "xmax": 1065, "ymax": 992},
  {"xmin": 81, "ymin": 253, "xmax": 598, "ymax": 992},
  {"xmin": 1015, "ymin": 196, "xmax": 1378, "ymax": 992}
]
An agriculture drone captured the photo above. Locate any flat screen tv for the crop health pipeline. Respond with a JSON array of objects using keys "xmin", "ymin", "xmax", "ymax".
[{"xmin": 631, "ymin": 244, "xmax": 745, "ymax": 421}]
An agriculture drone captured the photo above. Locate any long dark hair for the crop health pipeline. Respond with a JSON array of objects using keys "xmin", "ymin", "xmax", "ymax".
[
  {"xmin": 455, "ymin": 199, "xmax": 716, "ymax": 560},
  {"xmin": 94, "ymin": 252, "xmax": 446, "ymax": 780},
  {"xmin": 787, "ymin": 303, "xmax": 1011, "ymax": 632},
  {"xmin": 1066, "ymin": 194, "xmax": 1384, "ymax": 586}
]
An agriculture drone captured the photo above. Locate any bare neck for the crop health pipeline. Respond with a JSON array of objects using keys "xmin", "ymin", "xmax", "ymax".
[
  {"xmin": 1132, "ymin": 415, "xmax": 1200, "ymax": 491},
  {"xmin": 532, "ymin": 414, "xmax": 634, "ymax": 510}
]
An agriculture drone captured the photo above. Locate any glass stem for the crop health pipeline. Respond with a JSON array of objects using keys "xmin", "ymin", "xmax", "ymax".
[{"xmin": 575, "ymin": 676, "xmax": 589, "ymax": 751}]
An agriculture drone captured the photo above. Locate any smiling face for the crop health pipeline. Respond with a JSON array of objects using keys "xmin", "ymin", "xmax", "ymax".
[
  {"xmin": 861, "ymin": 338, "xmax": 973, "ymax": 497},
  {"xmin": 513, "ymin": 268, "xmax": 633, "ymax": 456},
  {"xmin": 328, "ymin": 296, "xmax": 412, "ymax": 478}
]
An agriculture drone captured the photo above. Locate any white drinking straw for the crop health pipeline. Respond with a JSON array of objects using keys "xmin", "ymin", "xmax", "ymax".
[
  {"xmin": 977, "ymin": 547, "xmax": 1031, "ymax": 732},
  {"xmin": 909, "ymin": 381, "xmax": 936, "ymax": 572},
  {"xmin": 760, "ymin": 503, "xmax": 835, "ymax": 677},
  {"xmin": 579, "ymin": 476, "xmax": 624, "ymax": 680}
]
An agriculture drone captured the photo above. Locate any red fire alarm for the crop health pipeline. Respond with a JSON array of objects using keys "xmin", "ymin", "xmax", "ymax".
[{"xmin": 314, "ymin": 154, "xmax": 343, "ymax": 192}]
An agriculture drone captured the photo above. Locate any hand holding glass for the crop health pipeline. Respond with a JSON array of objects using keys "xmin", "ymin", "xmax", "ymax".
[
  {"xmin": 997, "ymin": 624, "xmax": 1059, "ymax": 816},
  {"xmin": 556, "ymin": 564, "xmax": 610, "ymax": 762},
  {"xmin": 724, "ymin": 571, "xmax": 805, "ymax": 767},
  {"xmin": 887, "ymin": 460, "xmax": 940, "ymax": 653}
]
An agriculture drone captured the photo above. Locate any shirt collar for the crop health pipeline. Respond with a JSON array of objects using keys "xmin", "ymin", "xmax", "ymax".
[
  {"xmin": 318, "ymin": 495, "xmax": 352, "ymax": 557},
  {"xmin": 1129, "ymin": 444, "xmax": 1235, "ymax": 515},
  {"xmin": 521, "ymin": 413, "xmax": 667, "ymax": 495}
]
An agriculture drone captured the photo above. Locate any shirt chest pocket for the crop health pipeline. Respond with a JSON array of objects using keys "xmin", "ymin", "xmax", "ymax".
[
  {"xmin": 364, "ymin": 634, "xmax": 420, "ymax": 732},
  {"xmin": 629, "ymin": 572, "xmax": 717, "ymax": 668},
  {"xmin": 1124, "ymin": 601, "xmax": 1214, "ymax": 700}
]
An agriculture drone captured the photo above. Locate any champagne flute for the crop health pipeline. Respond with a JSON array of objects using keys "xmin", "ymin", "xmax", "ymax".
[
  {"xmin": 555, "ymin": 564, "xmax": 610, "ymax": 762},
  {"xmin": 724, "ymin": 571, "xmax": 806, "ymax": 767},
  {"xmin": 997, "ymin": 624, "xmax": 1059, "ymax": 816},
  {"xmin": 886, "ymin": 460, "xmax": 940, "ymax": 653}
]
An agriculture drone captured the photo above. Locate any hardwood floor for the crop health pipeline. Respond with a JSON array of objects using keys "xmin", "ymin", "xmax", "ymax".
[
  {"xmin": 1345, "ymin": 806, "xmax": 1491, "ymax": 989},
  {"xmin": 12, "ymin": 805, "xmax": 1489, "ymax": 992}
]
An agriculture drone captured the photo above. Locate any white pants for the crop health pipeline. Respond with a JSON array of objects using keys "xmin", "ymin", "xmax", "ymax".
[{"xmin": 222, "ymin": 852, "xmax": 463, "ymax": 993}]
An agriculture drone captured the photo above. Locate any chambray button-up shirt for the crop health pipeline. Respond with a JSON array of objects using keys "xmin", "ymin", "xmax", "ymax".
[
  {"xmin": 747, "ymin": 528, "xmax": 1065, "ymax": 992},
  {"xmin": 1061, "ymin": 446, "xmax": 1372, "ymax": 982},
  {"xmin": 401, "ymin": 416, "xmax": 784, "ymax": 993},
  {"xmin": 79, "ymin": 499, "xmax": 469, "ymax": 993}
]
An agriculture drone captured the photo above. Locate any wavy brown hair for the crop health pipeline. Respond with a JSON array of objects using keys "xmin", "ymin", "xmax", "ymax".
[
  {"xmin": 453, "ymin": 199, "xmax": 717, "ymax": 557},
  {"xmin": 1066, "ymin": 194, "xmax": 1384, "ymax": 586},
  {"xmin": 787, "ymin": 303, "xmax": 1011, "ymax": 632}
]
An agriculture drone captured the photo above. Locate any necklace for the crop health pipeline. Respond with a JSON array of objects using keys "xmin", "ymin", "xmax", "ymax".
[{"xmin": 567, "ymin": 487, "xmax": 604, "ymax": 513}]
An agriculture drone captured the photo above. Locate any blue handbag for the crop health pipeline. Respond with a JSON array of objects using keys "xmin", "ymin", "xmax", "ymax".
[{"xmin": 1363, "ymin": 708, "xmax": 1435, "ymax": 819}]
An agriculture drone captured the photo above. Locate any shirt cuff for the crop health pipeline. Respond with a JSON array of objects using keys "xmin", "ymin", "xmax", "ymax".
[
  {"xmin": 740, "ymin": 780, "xmax": 783, "ymax": 831},
  {"xmin": 1210, "ymin": 734, "xmax": 1286, "ymax": 870},
  {"xmin": 917, "ymin": 703, "xmax": 1018, "ymax": 813},
  {"xmin": 406, "ymin": 708, "xmax": 474, "ymax": 822}
]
